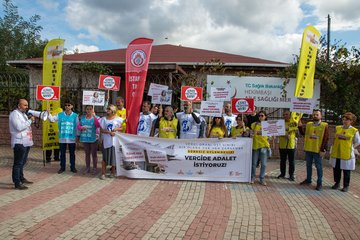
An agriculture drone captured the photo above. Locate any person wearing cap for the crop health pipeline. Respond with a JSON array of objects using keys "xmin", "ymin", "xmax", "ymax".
[
  {"xmin": 329, "ymin": 112, "xmax": 360, "ymax": 192},
  {"xmin": 9, "ymin": 99, "xmax": 35, "ymax": 190},
  {"xmin": 48, "ymin": 101, "xmax": 79, "ymax": 174}
]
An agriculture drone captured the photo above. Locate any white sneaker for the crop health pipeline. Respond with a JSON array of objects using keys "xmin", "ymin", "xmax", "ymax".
[{"xmin": 99, "ymin": 174, "xmax": 106, "ymax": 180}]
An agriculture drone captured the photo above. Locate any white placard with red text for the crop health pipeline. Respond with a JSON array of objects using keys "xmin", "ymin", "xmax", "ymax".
[
  {"xmin": 210, "ymin": 87, "xmax": 231, "ymax": 101},
  {"xmin": 232, "ymin": 98, "xmax": 255, "ymax": 114},
  {"xmin": 290, "ymin": 97, "xmax": 318, "ymax": 114},
  {"xmin": 261, "ymin": 120, "xmax": 285, "ymax": 136},
  {"xmin": 36, "ymin": 85, "xmax": 60, "ymax": 101},
  {"xmin": 148, "ymin": 83, "xmax": 168, "ymax": 96},
  {"xmin": 181, "ymin": 86, "xmax": 203, "ymax": 102},
  {"xmin": 98, "ymin": 75, "xmax": 121, "ymax": 91},
  {"xmin": 200, "ymin": 101, "xmax": 223, "ymax": 117}
]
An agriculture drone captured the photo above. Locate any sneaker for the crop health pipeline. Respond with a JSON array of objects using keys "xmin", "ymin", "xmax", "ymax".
[
  {"xmin": 93, "ymin": 168, "xmax": 98, "ymax": 175},
  {"xmin": 300, "ymin": 180, "xmax": 311, "ymax": 185},
  {"xmin": 71, "ymin": 168, "xmax": 78, "ymax": 173},
  {"xmin": 250, "ymin": 178, "xmax": 255, "ymax": 184},
  {"xmin": 99, "ymin": 174, "xmax": 106, "ymax": 180},
  {"xmin": 288, "ymin": 176, "xmax": 295, "ymax": 181},
  {"xmin": 341, "ymin": 187, "xmax": 349, "ymax": 192},
  {"xmin": 331, "ymin": 183, "xmax": 340, "ymax": 189},
  {"xmin": 82, "ymin": 168, "xmax": 90, "ymax": 175},
  {"xmin": 315, "ymin": 184, "xmax": 322, "ymax": 191},
  {"xmin": 57, "ymin": 169, "xmax": 65, "ymax": 174},
  {"xmin": 109, "ymin": 174, "xmax": 115, "ymax": 178},
  {"xmin": 259, "ymin": 181, "xmax": 267, "ymax": 186},
  {"xmin": 277, "ymin": 174, "xmax": 285, "ymax": 179}
]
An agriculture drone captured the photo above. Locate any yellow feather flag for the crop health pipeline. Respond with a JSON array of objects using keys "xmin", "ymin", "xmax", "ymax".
[
  {"xmin": 294, "ymin": 26, "xmax": 320, "ymax": 98},
  {"xmin": 289, "ymin": 112, "xmax": 303, "ymax": 131},
  {"xmin": 41, "ymin": 39, "xmax": 65, "ymax": 150}
]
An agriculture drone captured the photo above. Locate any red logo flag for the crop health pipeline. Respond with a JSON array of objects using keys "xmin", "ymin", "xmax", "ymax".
[
  {"xmin": 98, "ymin": 75, "xmax": 121, "ymax": 90},
  {"xmin": 125, "ymin": 38, "xmax": 154, "ymax": 134}
]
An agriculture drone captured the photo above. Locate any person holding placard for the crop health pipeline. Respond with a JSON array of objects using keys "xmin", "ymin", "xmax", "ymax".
[
  {"xmin": 277, "ymin": 111, "xmax": 298, "ymax": 181},
  {"xmin": 251, "ymin": 110, "xmax": 270, "ymax": 185},
  {"xmin": 329, "ymin": 112, "xmax": 360, "ymax": 192},
  {"xmin": 231, "ymin": 114, "xmax": 250, "ymax": 138},
  {"xmin": 299, "ymin": 109, "xmax": 329, "ymax": 191}
]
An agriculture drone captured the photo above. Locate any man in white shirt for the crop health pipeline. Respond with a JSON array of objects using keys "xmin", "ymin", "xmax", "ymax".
[
  {"xmin": 137, "ymin": 101, "xmax": 158, "ymax": 137},
  {"xmin": 223, "ymin": 102, "xmax": 237, "ymax": 136},
  {"xmin": 9, "ymin": 99, "xmax": 35, "ymax": 190},
  {"xmin": 176, "ymin": 101, "xmax": 201, "ymax": 139}
]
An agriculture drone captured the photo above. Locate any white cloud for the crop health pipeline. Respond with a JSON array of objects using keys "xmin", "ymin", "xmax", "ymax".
[
  {"xmin": 67, "ymin": 44, "xmax": 100, "ymax": 54},
  {"xmin": 63, "ymin": 0, "xmax": 360, "ymax": 63},
  {"xmin": 36, "ymin": 0, "xmax": 59, "ymax": 10}
]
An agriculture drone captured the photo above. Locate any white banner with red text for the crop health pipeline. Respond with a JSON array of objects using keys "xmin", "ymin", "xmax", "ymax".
[{"xmin": 114, "ymin": 133, "xmax": 252, "ymax": 182}]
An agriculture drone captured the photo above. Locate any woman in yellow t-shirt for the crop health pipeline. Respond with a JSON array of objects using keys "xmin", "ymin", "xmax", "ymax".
[
  {"xmin": 231, "ymin": 114, "xmax": 250, "ymax": 138},
  {"xmin": 207, "ymin": 116, "xmax": 228, "ymax": 138}
]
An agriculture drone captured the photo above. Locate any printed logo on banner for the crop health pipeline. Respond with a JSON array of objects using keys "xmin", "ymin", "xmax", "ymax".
[
  {"xmin": 131, "ymin": 50, "xmax": 146, "ymax": 67},
  {"xmin": 103, "ymin": 77, "xmax": 116, "ymax": 88},
  {"xmin": 41, "ymin": 87, "xmax": 55, "ymax": 100},
  {"xmin": 185, "ymin": 88, "xmax": 198, "ymax": 100}
]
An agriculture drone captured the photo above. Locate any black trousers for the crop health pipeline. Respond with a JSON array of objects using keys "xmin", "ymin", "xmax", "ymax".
[
  {"xmin": 45, "ymin": 149, "xmax": 59, "ymax": 161},
  {"xmin": 279, "ymin": 148, "xmax": 295, "ymax": 177},
  {"xmin": 333, "ymin": 158, "xmax": 351, "ymax": 187}
]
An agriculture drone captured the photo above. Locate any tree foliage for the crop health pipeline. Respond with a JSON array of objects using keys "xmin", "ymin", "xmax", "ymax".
[{"xmin": 0, "ymin": 0, "xmax": 47, "ymax": 70}]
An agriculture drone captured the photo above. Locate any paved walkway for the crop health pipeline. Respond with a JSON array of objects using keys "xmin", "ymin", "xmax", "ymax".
[{"xmin": 0, "ymin": 146, "xmax": 360, "ymax": 240}]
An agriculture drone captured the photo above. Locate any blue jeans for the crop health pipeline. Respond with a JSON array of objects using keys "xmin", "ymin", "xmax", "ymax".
[
  {"xmin": 59, "ymin": 143, "xmax": 76, "ymax": 171},
  {"xmin": 252, "ymin": 148, "xmax": 268, "ymax": 181},
  {"xmin": 12, "ymin": 144, "xmax": 30, "ymax": 186},
  {"xmin": 305, "ymin": 151, "xmax": 323, "ymax": 185}
]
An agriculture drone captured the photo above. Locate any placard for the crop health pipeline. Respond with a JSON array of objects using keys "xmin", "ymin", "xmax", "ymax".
[
  {"xmin": 232, "ymin": 98, "xmax": 255, "ymax": 114},
  {"xmin": 290, "ymin": 97, "xmax": 318, "ymax": 114},
  {"xmin": 210, "ymin": 87, "xmax": 231, "ymax": 101},
  {"xmin": 98, "ymin": 75, "xmax": 121, "ymax": 90},
  {"xmin": 82, "ymin": 90, "xmax": 106, "ymax": 106},
  {"xmin": 36, "ymin": 85, "xmax": 60, "ymax": 101},
  {"xmin": 152, "ymin": 89, "xmax": 173, "ymax": 105},
  {"xmin": 181, "ymin": 86, "xmax": 203, "ymax": 102},
  {"xmin": 200, "ymin": 101, "xmax": 223, "ymax": 117},
  {"xmin": 261, "ymin": 120, "xmax": 285, "ymax": 136},
  {"xmin": 148, "ymin": 83, "xmax": 168, "ymax": 96}
]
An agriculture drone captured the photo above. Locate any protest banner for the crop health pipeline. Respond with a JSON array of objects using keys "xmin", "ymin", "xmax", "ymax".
[
  {"xmin": 181, "ymin": 86, "xmax": 203, "ymax": 102},
  {"xmin": 125, "ymin": 38, "xmax": 153, "ymax": 134},
  {"xmin": 200, "ymin": 101, "xmax": 223, "ymax": 117},
  {"xmin": 36, "ymin": 85, "xmax": 60, "ymax": 101},
  {"xmin": 98, "ymin": 75, "xmax": 121, "ymax": 91},
  {"xmin": 294, "ymin": 25, "xmax": 321, "ymax": 98},
  {"xmin": 207, "ymin": 76, "xmax": 320, "ymax": 108},
  {"xmin": 261, "ymin": 120, "xmax": 285, "ymax": 136},
  {"xmin": 41, "ymin": 39, "xmax": 64, "ymax": 151},
  {"xmin": 290, "ymin": 97, "xmax": 318, "ymax": 114},
  {"xmin": 114, "ymin": 134, "xmax": 252, "ymax": 182},
  {"xmin": 82, "ymin": 90, "xmax": 106, "ymax": 106}
]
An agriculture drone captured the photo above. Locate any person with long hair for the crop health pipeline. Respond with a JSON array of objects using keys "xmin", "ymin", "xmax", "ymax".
[
  {"xmin": 207, "ymin": 116, "xmax": 228, "ymax": 138},
  {"xmin": 78, "ymin": 105, "xmax": 100, "ymax": 175},
  {"xmin": 230, "ymin": 114, "xmax": 250, "ymax": 138},
  {"xmin": 329, "ymin": 112, "xmax": 360, "ymax": 192},
  {"xmin": 250, "ymin": 110, "xmax": 270, "ymax": 185},
  {"xmin": 99, "ymin": 104, "xmax": 123, "ymax": 180}
]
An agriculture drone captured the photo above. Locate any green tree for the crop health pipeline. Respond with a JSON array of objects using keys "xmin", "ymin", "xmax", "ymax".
[{"xmin": 0, "ymin": 0, "xmax": 47, "ymax": 69}]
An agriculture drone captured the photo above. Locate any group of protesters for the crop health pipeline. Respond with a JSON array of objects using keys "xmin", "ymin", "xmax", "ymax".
[{"xmin": 9, "ymin": 98, "xmax": 359, "ymax": 193}]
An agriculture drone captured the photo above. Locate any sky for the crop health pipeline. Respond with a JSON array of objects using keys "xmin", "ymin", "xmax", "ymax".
[{"xmin": 1, "ymin": 0, "xmax": 359, "ymax": 63}]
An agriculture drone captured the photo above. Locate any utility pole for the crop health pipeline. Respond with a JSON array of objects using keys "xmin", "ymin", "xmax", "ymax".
[{"xmin": 327, "ymin": 14, "xmax": 331, "ymax": 62}]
